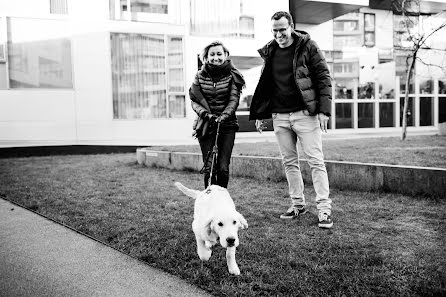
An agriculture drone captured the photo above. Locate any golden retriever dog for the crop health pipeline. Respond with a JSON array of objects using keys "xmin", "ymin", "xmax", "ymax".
[{"xmin": 174, "ymin": 182, "xmax": 248, "ymax": 275}]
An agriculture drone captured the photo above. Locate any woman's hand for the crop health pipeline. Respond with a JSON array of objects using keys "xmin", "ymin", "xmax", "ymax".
[
  {"xmin": 216, "ymin": 114, "xmax": 229, "ymax": 123},
  {"xmin": 203, "ymin": 112, "xmax": 218, "ymax": 122}
]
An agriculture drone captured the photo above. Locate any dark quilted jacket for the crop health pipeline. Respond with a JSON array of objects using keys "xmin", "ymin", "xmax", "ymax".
[
  {"xmin": 249, "ymin": 30, "xmax": 332, "ymax": 120},
  {"xmin": 191, "ymin": 66, "xmax": 240, "ymax": 128}
]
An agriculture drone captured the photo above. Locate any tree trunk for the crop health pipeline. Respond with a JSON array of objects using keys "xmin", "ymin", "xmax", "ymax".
[{"xmin": 401, "ymin": 53, "xmax": 417, "ymax": 140}]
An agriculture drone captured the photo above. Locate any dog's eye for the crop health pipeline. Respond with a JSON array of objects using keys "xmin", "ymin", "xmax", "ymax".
[
  {"xmin": 218, "ymin": 222, "xmax": 223, "ymax": 227},
  {"xmin": 233, "ymin": 220, "xmax": 237, "ymax": 225}
]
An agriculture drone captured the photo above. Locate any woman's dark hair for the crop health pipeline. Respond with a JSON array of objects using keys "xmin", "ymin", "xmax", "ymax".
[
  {"xmin": 271, "ymin": 11, "xmax": 294, "ymax": 26},
  {"xmin": 200, "ymin": 41, "xmax": 230, "ymax": 63}
]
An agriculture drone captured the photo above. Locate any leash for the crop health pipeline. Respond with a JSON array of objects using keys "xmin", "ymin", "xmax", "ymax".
[
  {"xmin": 199, "ymin": 121, "xmax": 221, "ymax": 188},
  {"xmin": 208, "ymin": 121, "xmax": 221, "ymax": 188}
]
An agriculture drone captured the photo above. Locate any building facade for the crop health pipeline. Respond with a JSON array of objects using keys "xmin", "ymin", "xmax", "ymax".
[{"xmin": 0, "ymin": 0, "xmax": 445, "ymax": 146}]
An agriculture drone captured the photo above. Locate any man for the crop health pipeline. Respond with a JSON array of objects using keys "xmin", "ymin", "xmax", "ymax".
[{"xmin": 249, "ymin": 11, "xmax": 333, "ymax": 228}]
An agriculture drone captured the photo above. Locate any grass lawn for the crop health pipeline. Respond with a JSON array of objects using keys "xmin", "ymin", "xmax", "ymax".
[
  {"xmin": 150, "ymin": 134, "xmax": 446, "ymax": 168},
  {"xmin": 0, "ymin": 153, "xmax": 445, "ymax": 296}
]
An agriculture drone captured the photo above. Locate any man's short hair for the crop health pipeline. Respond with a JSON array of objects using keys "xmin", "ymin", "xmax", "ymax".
[{"xmin": 271, "ymin": 11, "xmax": 294, "ymax": 26}]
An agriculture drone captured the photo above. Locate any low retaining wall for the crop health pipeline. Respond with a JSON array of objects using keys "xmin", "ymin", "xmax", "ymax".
[{"xmin": 136, "ymin": 148, "xmax": 446, "ymax": 198}]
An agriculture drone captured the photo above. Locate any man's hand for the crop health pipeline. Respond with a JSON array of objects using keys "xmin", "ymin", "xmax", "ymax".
[
  {"xmin": 318, "ymin": 113, "xmax": 329, "ymax": 133},
  {"xmin": 255, "ymin": 119, "xmax": 267, "ymax": 133}
]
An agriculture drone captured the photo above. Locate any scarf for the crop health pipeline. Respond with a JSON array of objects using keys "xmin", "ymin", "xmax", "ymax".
[{"xmin": 204, "ymin": 60, "xmax": 246, "ymax": 91}]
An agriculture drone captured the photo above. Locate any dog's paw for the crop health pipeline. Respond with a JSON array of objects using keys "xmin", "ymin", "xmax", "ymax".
[
  {"xmin": 198, "ymin": 248, "xmax": 212, "ymax": 261},
  {"xmin": 228, "ymin": 265, "xmax": 240, "ymax": 276},
  {"xmin": 204, "ymin": 241, "xmax": 213, "ymax": 249}
]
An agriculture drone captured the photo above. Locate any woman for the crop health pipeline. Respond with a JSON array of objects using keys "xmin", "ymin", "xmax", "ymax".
[{"xmin": 189, "ymin": 41, "xmax": 245, "ymax": 189}]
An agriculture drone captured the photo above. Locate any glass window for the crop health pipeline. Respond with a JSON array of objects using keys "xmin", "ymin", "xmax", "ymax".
[
  {"xmin": 110, "ymin": 0, "xmax": 168, "ymax": 21},
  {"xmin": 420, "ymin": 78, "xmax": 434, "ymax": 94},
  {"xmin": 169, "ymin": 95, "xmax": 185, "ymax": 118},
  {"xmin": 420, "ymin": 97, "xmax": 433, "ymax": 126},
  {"xmin": 395, "ymin": 52, "xmax": 414, "ymax": 94},
  {"xmin": 333, "ymin": 21, "xmax": 343, "ymax": 31},
  {"xmin": 378, "ymin": 48, "xmax": 394, "ymax": 63},
  {"xmin": 358, "ymin": 82, "xmax": 375, "ymax": 99},
  {"xmin": 364, "ymin": 13, "xmax": 375, "ymax": 47},
  {"xmin": 335, "ymin": 82, "xmax": 353, "ymax": 99},
  {"xmin": 439, "ymin": 96, "xmax": 446, "ymax": 123},
  {"xmin": 400, "ymin": 97, "xmax": 414, "ymax": 126},
  {"xmin": 7, "ymin": 18, "xmax": 73, "ymax": 88},
  {"xmin": 376, "ymin": 61, "xmax": 396, "ymax": 99},
  {"xmin": 0, "ymin": 17, "xmax": 5, "ymax": 61},
  {"xmin": 364, "ymin": 13, "xmax": 375, "ymax": 31},
  {"xmin": 333, "ymin": 51, "xmax": 343, "ymax": 59},
  {"xmin": 190, "ymin": 0, "xmax": 254, "ymax": 39},
  {"xmin": 334, "ymin": 63, "xmax": 354, "ymax": 73},
  {"xmin": 239, "ymin": 15, "xmax": 254, "ymax": 38},
  {"xmin": 358, "ymin": 103, "xmax": 374, "ymax": 128},
  {"xmin": 333, "ymin": 60, "xmax": 358, "ymax": 82},
  {"xmin": 364, "ymin": 32, "xmax": 375, "ymax": 47},
  {"xmin": 0, "ymin": 63, "xmax": 6, "ymax": 89},
  {"xmin": 394, "ymin": 31, "xmax": 411, "ymax": 48},
  {"xmin": 394, "ymin": 15, "xmax": 419, "ymax": 48},
  {"xmin": 322, "ymin": 50, "xmax": 333, "ymax": 62},
  {"xmin": 111, "ymin": 33, "xmax": 185, "ymax": 120},
  {"xmin": 167, "ymin": 36, "xmax": 185, "ymax": 117},
  {"xmin": 398, "ymin": 74, "xmax": 415, "ymax": 94},
  {"xmin": 50, "ymin": 0, "xmax": 68, "ymax": 14},
  {"xmin": 333, "ymin": 20, "xmax": 359, "ymax": 32},
  {"xmin": 334, "ymin": 35, "xmax": 362, "ymax": 49},
  {"xmin": 168, "ymin": 37, "xmax": 184, "ymax": 92},
  {"xmin": 439, "ymin": 79, "xmax": 446, "ymax": 94},
  {"xmin": 334, "ymin": 77, "xmax": 357, "ymax": 100},
  {"xmin": 130, "ymin": 0, "xmax": 168, "ymax": 13},
  {"xmin": 379, "ymin": 102, "xmax": 395, "ymax": 127},
  {"xmin": 0, "ymin": 17, "xmax": 7, "ymax": 89},
  {"xmin": 336, "ymin": 103, "xmax": 353, "ymax": 128},
  {"xmin": 381, "ymin": 88, "xmax": 395, "ymax": 99},
  {"xmin": 0, "ymin": 44, "xmax": 4, "ymax": 61}
]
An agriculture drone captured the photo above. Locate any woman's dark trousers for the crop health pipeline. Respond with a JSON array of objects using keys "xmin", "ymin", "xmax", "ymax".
[{"xmin": 199, "ymin": 127, "xmax": 236, "ymax": 189}]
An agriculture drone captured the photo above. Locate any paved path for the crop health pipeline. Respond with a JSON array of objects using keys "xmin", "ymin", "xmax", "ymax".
[
  {"xmin": 0, "ymin": 199, "xmax": 212, "ymax": 297},
  {"xmin": 0, "ymin": 127, "xmax": 438, "ymax": 148}
]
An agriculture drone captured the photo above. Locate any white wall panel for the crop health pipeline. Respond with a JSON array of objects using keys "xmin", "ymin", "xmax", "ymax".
[{"xmin": 0, "ymin": 90, "xmax": 77, "ymax": 141}]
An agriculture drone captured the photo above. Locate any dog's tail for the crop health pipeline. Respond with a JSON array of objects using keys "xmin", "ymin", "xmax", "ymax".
[{"xmin": 174, "ymin": 182, "xmax": 200, "ymax": 199}]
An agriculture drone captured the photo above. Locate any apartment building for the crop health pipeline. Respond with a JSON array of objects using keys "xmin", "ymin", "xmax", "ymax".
[
  {"xmin": 327, "ymin": 4, "xmax": 446, "ymax": 130},
  {"xmin": 0, "ymin": 0, "xmax": 445, "ymax": 146}
]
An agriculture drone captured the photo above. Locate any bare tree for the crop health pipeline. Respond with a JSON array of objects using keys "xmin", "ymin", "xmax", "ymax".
[{"xmin": 392, "ymin": 0, "xmax": 446, "ymax": 140}]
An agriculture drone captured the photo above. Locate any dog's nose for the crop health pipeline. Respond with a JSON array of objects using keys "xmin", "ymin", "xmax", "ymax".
[{"xmin": 226, "ymin": 237, "xmax": 235, "ymax": 246}]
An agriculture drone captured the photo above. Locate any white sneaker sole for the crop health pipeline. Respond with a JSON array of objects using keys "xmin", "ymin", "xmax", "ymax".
[{"xmin": 318, "ymin": 221, "xmax": 333, "ymax": 228}]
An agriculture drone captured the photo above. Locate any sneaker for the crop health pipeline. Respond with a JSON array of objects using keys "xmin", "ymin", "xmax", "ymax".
[
  {"xmin": 318, "ymin": 212, "xmax": 333, "ymax": 229},
  {"xmin": 280, "ymin": 206, "xmax": 307, "ymax": 219}
]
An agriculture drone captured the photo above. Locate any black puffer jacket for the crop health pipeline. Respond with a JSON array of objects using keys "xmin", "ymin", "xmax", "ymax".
[
  {"xmin": 191, "ymin": 65, "xmax": 240, "ymax": 128},
  {"xmin": 249, "ymin": 30, "xmax": 332, "ymax": 120}
]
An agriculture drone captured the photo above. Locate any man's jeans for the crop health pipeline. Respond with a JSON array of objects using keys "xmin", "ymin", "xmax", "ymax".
[
  {"xmin": 273, "ymin": 111, "xmax": 332, "ymax": 214},
  {"xmin": 199, "ymin": 127, "xmax": 236, "ymax": 189}
]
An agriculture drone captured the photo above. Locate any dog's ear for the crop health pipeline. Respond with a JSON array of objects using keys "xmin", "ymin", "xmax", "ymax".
[
  {"xmin": 174, "ymin": 182, "xmax": 200, "ymax": 199},
  {"xmin": 236, "ymin": 212, "xmax": 248, "ymax": 230},
  {"xmin": 205, "ymin": 217, "xmax": 215, "ymax": 236}
]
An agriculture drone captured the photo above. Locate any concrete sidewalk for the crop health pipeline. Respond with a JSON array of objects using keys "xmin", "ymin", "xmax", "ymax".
[
  {"xmin": 0, "ymin": 199, "xmax": 212, "ymax": 297},
  {"xmin": 0, "ymin": 127, "xmax": 438, "ymax": 148}
]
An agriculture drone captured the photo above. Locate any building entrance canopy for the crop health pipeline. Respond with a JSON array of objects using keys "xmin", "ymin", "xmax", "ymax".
[{"xmin": 290, "ymin": 0, "xmax": 368, "ymax": 24}]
